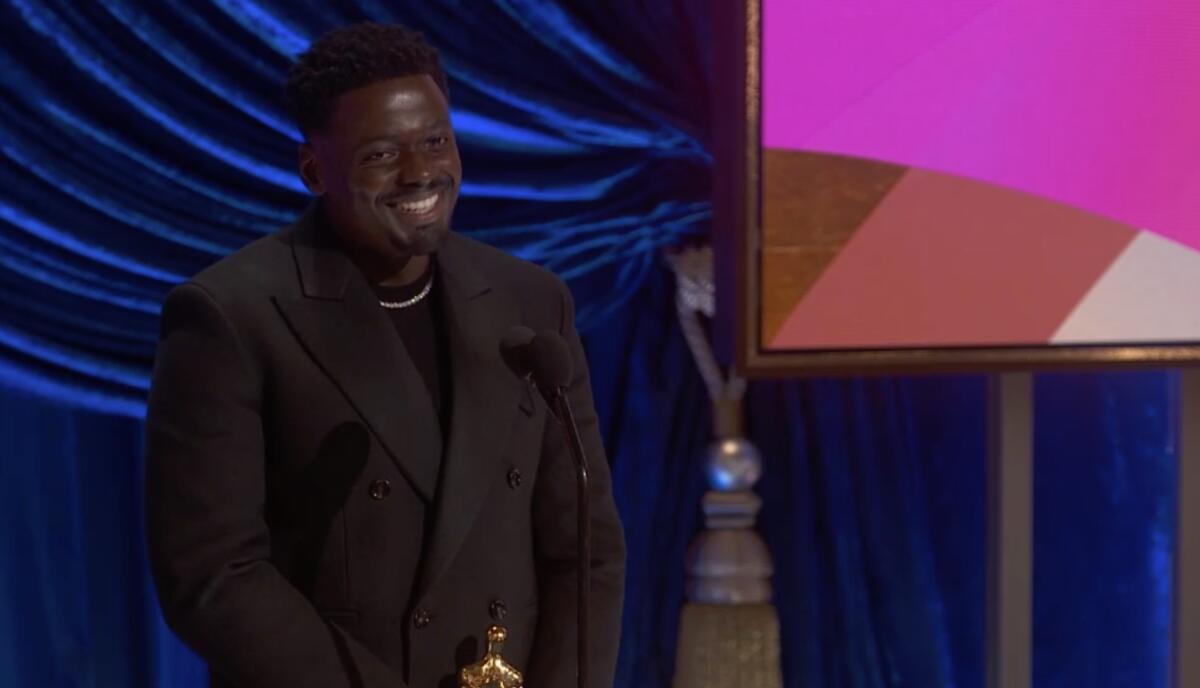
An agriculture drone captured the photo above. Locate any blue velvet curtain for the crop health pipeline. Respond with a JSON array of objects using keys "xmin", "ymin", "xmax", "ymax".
[{"xmin": 0, "ymin": 2, "xmax": 1175, "ymax": 687}]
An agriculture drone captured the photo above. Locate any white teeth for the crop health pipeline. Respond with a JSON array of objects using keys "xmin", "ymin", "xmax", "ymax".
[{"xmin": 393, "ymin": 193, "xmax": 438, "ymax": 214}]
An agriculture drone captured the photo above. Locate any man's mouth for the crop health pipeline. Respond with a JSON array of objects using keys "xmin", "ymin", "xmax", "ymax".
[{"xmin": 384, "ymin": 190, "xmax": 441, "ymax": 216}]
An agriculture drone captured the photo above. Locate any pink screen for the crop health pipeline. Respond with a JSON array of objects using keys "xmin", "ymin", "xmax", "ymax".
[
  {"xmin": 764, "ymin": 0, "xmax": 1200, "ymax": 248},
  {"xmin": 760, "ymin": 1, "xmax": 1200, "ymax": 350}
]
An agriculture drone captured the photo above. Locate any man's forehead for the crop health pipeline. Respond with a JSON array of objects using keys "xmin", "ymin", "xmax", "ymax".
[
  {"xmin": 322, "ymin": 77, "xmax": 450, "ymax": 140},
  {"xmin": 335, "ymin": 75, "xmax": 445, "ymax": 112}
]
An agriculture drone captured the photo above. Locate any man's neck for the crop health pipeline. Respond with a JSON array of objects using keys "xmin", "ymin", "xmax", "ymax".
[{"xmin": 351, "ymin": 249, "xmax": 429, "ymax": 287}]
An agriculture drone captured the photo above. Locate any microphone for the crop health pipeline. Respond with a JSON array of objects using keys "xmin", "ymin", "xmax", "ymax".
[
  {"xmin": 500, "ymin": 327, "xmax": 591, "ymax": 688},
  {"xmin": 500, "ymin": 326, "xmax": 573, "ymax": 409},
  {"xmin": 500, "ymin": 326, "xmax": 537, "ymax": 380}
]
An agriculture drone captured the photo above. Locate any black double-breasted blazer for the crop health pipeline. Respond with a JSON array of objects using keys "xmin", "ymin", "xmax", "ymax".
[{"xmin": 144, "ymin": 208, "xmax": 626, "ymax": 688}]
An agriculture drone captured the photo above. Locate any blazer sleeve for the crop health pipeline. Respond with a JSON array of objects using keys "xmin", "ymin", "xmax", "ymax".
[
  {"xmin": 144, "ymin": 283, "xmax": 406, "ymax": 688},
  {"xmin": 525, "ymin": 279, "xmax": 627, "ymax": 688}
]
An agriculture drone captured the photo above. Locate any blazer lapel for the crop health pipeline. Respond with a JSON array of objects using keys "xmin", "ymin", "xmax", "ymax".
[
  {"xmin": 271, "ymin": 209, "xmax": 443, "ymax": 502},
  {"xmin": 416, "ymin": 232, "xmax": 524, "ymax": 599}
]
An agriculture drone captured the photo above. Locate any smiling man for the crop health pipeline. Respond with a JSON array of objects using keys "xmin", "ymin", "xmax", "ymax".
[{"xmin": 144, "ymin": 23, "xmax": 625, "ymax": 688}]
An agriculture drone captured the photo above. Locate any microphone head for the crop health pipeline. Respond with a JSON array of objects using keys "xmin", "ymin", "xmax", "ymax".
[
  {"xmin": 529, "ymin": 330, "xmax": 573, "ymax": 390},
  {"xmin": 499, "ymin": 326, "xmax": 537, "ymax": 379}
]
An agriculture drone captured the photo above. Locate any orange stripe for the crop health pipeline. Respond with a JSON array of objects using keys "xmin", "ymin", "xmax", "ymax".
[{"xmin": 769, "ymin": 169, "xmax": 1137, "ymax": 349}]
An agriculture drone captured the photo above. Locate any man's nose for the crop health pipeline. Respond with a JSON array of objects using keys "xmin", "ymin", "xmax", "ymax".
[{"xmin": 396, "ymin": 150, "xmax": 434, "ymax": 186}]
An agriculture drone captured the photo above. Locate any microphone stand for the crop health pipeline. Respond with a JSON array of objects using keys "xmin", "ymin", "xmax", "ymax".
[{"xmin": 549, "ymin": 387, "xmax": 590, "ymax": 688}]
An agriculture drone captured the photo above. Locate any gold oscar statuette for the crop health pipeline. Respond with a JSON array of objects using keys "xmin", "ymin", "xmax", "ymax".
[{"xmin": 458, "ymin": 625, "xmax": 524, "ymax": 688}]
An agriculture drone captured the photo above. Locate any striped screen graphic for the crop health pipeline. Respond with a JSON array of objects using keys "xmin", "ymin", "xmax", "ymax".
[{"xmin": 760, "ymin": 1, "xmax": 1200, "ymax": 350}]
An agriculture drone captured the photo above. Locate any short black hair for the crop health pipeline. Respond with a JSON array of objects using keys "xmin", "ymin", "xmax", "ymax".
[{"xmin": 284, "ymin": 22, "xmax": 450, "ymax": 135}]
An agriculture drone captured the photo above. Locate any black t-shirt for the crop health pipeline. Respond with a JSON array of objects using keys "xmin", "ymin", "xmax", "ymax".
[{"xmin": 370, "ymin": 259, "xmax": 452, "ymax": 436}]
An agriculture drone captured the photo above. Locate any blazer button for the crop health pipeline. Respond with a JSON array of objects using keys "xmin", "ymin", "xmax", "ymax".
[
  {"xmin": 507, "ymin": 468, "xmax": 522, "ymax": 490},
  {"xmin": 413, "ymin": 609, "xmax": 432, "ymax": 629},
  {"xmin": 489, "ymin": 599, "xmax": 508, "ymax": 621},
  {"xmin": 368, "ymin": 479, "xmax": 391, "ymax": 500}
]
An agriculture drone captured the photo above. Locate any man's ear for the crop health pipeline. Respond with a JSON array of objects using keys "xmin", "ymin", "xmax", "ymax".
[{"xmin": 298, "ymin": 142, "xmax": 325, "ymax": 195}]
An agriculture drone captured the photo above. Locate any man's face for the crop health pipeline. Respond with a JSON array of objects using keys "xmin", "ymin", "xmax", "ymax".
[{"xmin": 300, "ymin": 74, "xmax": 461, "ymax": 260}]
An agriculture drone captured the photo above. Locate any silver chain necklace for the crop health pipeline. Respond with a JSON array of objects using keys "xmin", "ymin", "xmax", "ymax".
[{"xmin": 378, "ymin": 273, "xmax": 434, "ymax": 310}]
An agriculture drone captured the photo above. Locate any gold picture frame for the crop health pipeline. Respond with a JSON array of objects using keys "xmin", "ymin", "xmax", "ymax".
[{"xmin": 711, "ymin": 0, "xmax": 1200, "ymax": 377}]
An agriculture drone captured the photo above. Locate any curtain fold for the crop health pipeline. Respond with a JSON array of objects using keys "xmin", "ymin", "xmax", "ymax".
[{"xmin": 0, "ymin": 0, "xmax": 712, "ymax": 411}]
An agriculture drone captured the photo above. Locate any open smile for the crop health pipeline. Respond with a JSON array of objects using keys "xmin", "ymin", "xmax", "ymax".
[{"xmin": 384, "ymin": 188, "xmax": 443, "ymax": 219}]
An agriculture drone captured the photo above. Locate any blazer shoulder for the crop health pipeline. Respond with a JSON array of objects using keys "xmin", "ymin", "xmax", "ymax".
[
  {"xmin": 154, "ymin": 225, "xmax": 301, "ymax": 361},
  {"xmin": 446, "ymin": 233, "xmax": 573, "ymax": 335},
  {"xmin": 449, "ymin": 232, "xmax": 567, "ymax": 304},
  {"xmin": 177, "ymin": 225, "xmax": 297, "ymax": 309}
]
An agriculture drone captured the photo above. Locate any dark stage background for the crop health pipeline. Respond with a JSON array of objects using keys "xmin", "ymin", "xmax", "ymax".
[{"xmin": 0, "ymin": 2, "xmax": 1177, "ymax": 687}]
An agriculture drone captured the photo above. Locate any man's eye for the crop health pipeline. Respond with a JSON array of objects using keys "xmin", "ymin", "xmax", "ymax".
[
  {"xmin": 426, "ymin": 135, "xmax": 449, "ymax": 148},
  {"xmin": 363, "ymin": 151, "xmax": 392, "ymax": 162}
]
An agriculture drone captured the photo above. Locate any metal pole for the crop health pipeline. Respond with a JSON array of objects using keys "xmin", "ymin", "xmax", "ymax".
[
  {"xmin": 553, "ymin": 390, "xmax": 590, "ymax": 688},
  {"xmin": 986, "ymin": 372, "xmax": 1034, "ymax": 688},
  {"xmin": 1174, "ymin": 370, "xmax": 1200, "ymax": 688}
]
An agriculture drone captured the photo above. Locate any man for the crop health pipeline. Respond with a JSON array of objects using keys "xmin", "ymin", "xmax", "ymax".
[{"xmin": 144, "ymin": 23, "xmax": 625, "ymax": 688}]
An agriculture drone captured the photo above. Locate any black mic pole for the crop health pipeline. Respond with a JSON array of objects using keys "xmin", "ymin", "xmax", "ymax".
[
  {"xmin": 500, "ymin": 327, "xmax": 590, "ymax": 688},
  {"xmin": 549, "ymin": 386, "xmax": 590, "ymax": 688}
]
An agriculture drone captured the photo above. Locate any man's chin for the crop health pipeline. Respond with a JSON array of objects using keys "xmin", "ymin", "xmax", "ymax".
[{"xmin": 388, "ymin": 223, "xmax": 449, "ymax": 255}]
